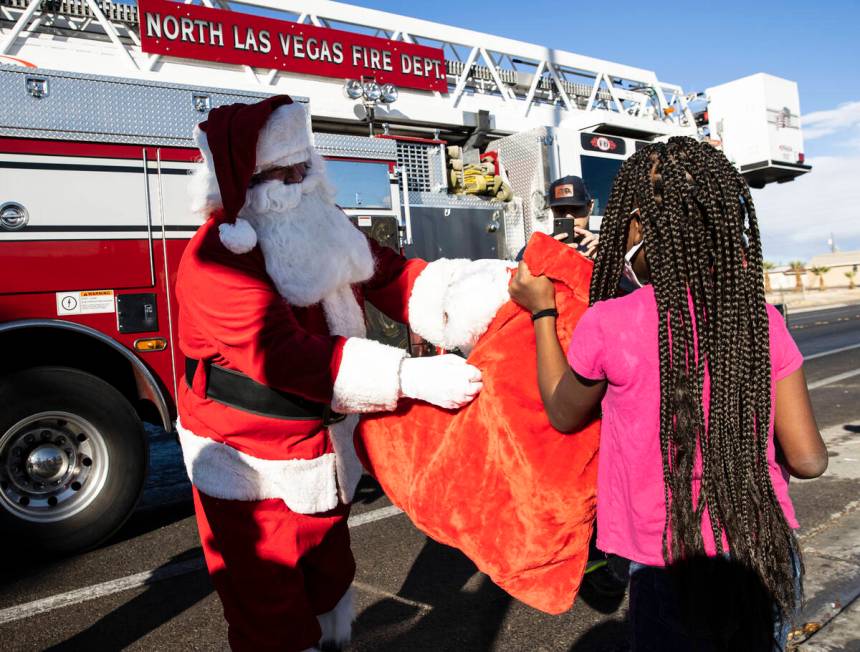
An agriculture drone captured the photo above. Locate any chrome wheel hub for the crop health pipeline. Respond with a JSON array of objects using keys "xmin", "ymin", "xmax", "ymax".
[
  {"xmin": 26, "ymin": 444, "xmax": 70, "ymax": 483},
  {"xmin": 0, "ymin": 412, "xmax": 109, "ymax": 523}
]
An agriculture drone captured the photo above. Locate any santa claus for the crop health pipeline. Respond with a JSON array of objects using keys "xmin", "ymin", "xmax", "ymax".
[{"xmin": 175, "ymin": 95, "xmax": 512, "ymax": 652}]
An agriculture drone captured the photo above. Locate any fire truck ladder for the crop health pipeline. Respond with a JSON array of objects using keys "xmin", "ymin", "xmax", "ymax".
[{"xmin": 0, "ymin": 0, "xmax": 696, "ymax": 134}]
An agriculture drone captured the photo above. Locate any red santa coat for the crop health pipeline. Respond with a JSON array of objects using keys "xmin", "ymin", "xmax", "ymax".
[{"xmin": 176, "ymin": 216, "xmax": 427, "ymax": 514}]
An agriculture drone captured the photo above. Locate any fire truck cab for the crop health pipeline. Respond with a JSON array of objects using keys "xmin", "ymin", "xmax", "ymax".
[{"xmin": 0, "ymin": 0, "xmax": 809, "ymax": 553}]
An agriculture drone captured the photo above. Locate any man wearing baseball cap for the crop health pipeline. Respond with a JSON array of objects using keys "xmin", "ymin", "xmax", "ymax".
[{"xmin": 548, "ymin": 175, "xmax": 599, "ymax": 259}]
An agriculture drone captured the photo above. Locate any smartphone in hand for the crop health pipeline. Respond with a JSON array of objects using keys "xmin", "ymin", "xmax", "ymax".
[{"xmin": 553, "ymin": 218, "xmax": 591, "ymax": 253}]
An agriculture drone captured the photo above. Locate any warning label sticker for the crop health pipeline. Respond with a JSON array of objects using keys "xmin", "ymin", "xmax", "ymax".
[{"xmin": 56, "ymin": 290, "xmax": 115, "ymax": 316}]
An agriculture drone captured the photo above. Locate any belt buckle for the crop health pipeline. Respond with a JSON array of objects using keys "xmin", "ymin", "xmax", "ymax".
[{"xmin": 322, "ymin": 405, "xmax": 347, "ymax": 426}]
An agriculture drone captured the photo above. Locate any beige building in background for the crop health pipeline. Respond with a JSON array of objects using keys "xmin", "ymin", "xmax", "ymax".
[
  {"xmin": 766, "ymin": 250, "xmax": 860, "ymax": 291},
  {"xmin": 804, "ymin": 251, "xmax": 860, "ymax": 289}
]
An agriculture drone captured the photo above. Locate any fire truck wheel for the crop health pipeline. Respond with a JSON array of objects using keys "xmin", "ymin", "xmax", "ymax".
[{"xmin": 0, "ymin": 367, "xmax": 148, "ymax": 554}]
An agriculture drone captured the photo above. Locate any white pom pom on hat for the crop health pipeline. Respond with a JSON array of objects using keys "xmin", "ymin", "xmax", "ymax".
[{"xmin": 218, "ymin": 217, "xmax": 258, "ymax": 254}]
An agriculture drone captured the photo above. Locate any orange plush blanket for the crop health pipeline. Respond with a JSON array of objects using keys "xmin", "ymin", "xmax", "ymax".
[{"xmin": 354, "ymin": 233, "xmax": 600, "ymax": 614}]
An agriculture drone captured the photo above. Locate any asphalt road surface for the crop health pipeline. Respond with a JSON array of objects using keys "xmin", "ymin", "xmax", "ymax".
[{"xmin": 1, "ymin": 304, "xmax": 858, "ymax": 652}]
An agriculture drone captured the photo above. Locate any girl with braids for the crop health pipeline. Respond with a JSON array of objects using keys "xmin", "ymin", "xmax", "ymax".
[{"xmin": 509, "ymin": 137, "xmax": 827, "ymax": 651}]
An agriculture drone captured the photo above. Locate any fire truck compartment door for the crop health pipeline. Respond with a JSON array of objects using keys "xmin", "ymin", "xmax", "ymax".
[
  {"xmin": 0, "ymin": 151, "xmax": 157, "ymax": 294},
  {"xmin": 403, "ymin": 206, "xmax": 504, "ymax": 262}
]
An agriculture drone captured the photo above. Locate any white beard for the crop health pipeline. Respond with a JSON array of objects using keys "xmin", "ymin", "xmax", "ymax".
[{"xmin": 240, "ymin": 175, "xmax": 376, "ymax": 319}]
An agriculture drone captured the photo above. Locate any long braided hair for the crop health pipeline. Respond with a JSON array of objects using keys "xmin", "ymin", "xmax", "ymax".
[{"xmin": 591, "ymin": 137, "xmax": 799, "ymax": 617}]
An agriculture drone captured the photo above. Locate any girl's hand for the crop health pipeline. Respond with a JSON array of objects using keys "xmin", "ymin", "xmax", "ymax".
[{"xmin": 509, "ymin": 261, "xmax": 556, "ymax": 313}]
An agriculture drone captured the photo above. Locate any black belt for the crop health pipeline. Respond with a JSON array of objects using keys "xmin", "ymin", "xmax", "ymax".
[{"xmin": 185, "ymin": 358, "xmax": 345, "ymax": 424}]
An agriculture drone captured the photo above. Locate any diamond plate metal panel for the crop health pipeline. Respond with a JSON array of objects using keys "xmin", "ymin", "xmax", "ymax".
[
  {"xmin": 502, "ymin": 197, "xmax": 526, "ymax": 258},
  {"xmin": 493, "ymin": 127, "xmax": 554, "ymax": 240},
  {"xmin": 408, "ymin": 191, "xmax": 504, "ymax": 208},
  {"xmin": 0, "ymin": 64, "xmax": 303, "ymax": 146},
  {"xmin": 313, "ymin": 133, "xmax": 397, "ymax": 160},
  {"xmin": 426, "ymin": 144, "xmax": 447, "ymax": 191}
]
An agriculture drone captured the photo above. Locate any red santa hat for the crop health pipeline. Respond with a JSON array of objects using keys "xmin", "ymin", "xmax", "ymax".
[{"xmin": 194, "ymin": 95, "xmax": 314, "ymax": 254}]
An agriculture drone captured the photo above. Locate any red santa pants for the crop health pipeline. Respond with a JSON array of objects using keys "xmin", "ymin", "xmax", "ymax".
[{"xmin": 192, "ymin": 488, "xmax": 355, "ymax": 652}]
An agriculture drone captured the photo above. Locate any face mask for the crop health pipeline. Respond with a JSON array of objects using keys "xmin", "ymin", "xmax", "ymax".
[{"xmin": 621, "ymin": 238, "xmax": 645, "ymax": 289}]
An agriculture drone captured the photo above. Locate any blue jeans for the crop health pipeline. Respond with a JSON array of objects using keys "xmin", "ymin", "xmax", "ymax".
[{"xmin": 628, "ymin": 555, "xmax": 798, "ymax": 652}]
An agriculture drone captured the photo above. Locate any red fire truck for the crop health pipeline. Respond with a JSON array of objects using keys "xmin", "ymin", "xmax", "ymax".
[{"xmin": 0, "ymin": 0, "xmax": 809, "ymax": 552}]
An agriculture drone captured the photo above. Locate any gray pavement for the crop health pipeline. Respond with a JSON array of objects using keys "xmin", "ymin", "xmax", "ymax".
[
  {"xmin": 789, "ymin": 422, "xmax": 860, "ymax": 649},
  {"xmin": 799, "ymin": 598, "xmax": 860, "ymax": 651},
  {"xmin": 0, "ymin": 303, "xmax": 858, "ymax": 651}
]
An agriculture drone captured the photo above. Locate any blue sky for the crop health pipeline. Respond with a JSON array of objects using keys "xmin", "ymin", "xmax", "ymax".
[
  {"xmin": 129, "ymin": 0, "xmax": 859, "ymax": 261},
  {"xmin": 350, "ymin": 0, "xmax": 860, "ymax": 262},
  {"xmin": 349, "ymin": 0, "xmax": 857, "ymax": 131}
]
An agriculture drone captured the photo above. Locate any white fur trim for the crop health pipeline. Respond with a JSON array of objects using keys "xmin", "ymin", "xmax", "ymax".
[
  {"xmin": 331, "ymin": 337, "xmax": 406, "ymax": 414},
  {"xmin": 321, "ymin": 285, "xmax": 367, "ymax": 338},
  {"xmin": 408, "ymin": 258, "xmax": 514, "ymax": 352},
  {"xmin": 256, "ymin": 103, "xmax": 312, "ymax": 171},
  {"xmin": 218, "ymin": 218, "xmax": 258, "ymax": 254},
  {"xmin": 267, "ymin": 146, "xmax": 313, "ymax": 170},
  {"xmin": 189, "ymin": 127, "xmax": 222, "ymax": 216},
  {"xmin": 189, "ymin": 104, "xmax": 325, "ymax": 216},
  {"xmin": 407, "ymin": 258, "xmax": 470, "ymax": 346},
  {"xmin": 318, "ymin": 586, "xmax": 355, "ymax": 647},
  {"xmin": 329, "ymin": 415, "xmax": 363, "ymax": 504},
  {"xmin": 442, "ymin": 259, "xmax": 515, "ymax": 354},
  {"xmin": 176, "ymin": 421, "xmax": 339, "ymax": 514}
]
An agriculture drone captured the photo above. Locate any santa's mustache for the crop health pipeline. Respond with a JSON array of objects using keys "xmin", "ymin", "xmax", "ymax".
[
  {"xmin": 240, "ymin": 167, "xmax": 332, "ymax": 216},
  {"xmin": 238, "ymin": 174, "xmax": 375, "ymax": 307}
]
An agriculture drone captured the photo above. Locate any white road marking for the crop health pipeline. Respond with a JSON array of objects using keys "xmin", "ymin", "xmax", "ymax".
[
  {"xmin": 348, "ymin": 504, "xmax": 403, "ymax": 527},
  {"xmin": 804, "ymin": 343, "xmax": 860, "ymax": 361},
  {"xmin": 808, "ymin": 368, "xmax": 860, "ymax": 390},
  {"xmin": 0, "ymin": 504, "xmax": 405, "ymax": 625},
  {"xmin": 0, "ymin": 559, "xmax": 205, "ymax": 626},
  {"xmin": 352, "ymin": 580, "xmax": 433, "ymax": 612}
]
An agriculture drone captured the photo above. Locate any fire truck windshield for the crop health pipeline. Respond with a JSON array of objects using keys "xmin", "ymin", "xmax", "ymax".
[
  {"xmin": 580, "ymin": 155, "xmax": 623, "ymax": 217},
  {"xmin": 325, "ymin": 159, "xmax": 392, "ymax": 209}
]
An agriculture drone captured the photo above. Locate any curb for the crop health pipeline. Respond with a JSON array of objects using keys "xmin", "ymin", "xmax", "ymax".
[
  {"xmin": 767, "ymin": 296, "xmax": 860, "ymax": 314},
  {"xmin": 789, "ymin": 423, "xmax": 860, "ymax": 647}
]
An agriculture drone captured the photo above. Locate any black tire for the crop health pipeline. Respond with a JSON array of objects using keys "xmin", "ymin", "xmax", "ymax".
[{"xmin": 0, "ymin": 367, "xmax": 148, "ymax": 554}]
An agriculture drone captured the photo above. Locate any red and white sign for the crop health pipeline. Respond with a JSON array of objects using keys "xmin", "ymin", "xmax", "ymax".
[
  {"xmin": 138, "ymin": 0, "xmax": 447, "ymax": 93},
  {"xmin": 591, "ymin": 136, "xmax": 617, "ymax": 152}
]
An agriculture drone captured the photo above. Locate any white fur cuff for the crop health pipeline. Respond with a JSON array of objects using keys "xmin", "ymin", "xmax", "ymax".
[
  {"xmin": 176, "ymin": 421, "xmax": 339, "ymax": 514},
  {"xmin": 408, "ymin": 258, "xmax": 514, "ymax": 352},
  {"xmin": 318, "ymin": 586, "xmax": 355, "ymax": 647},
  {"xmin": 331, "ymin": 338, "xmax": 406, "ymax": 413},
  {"xmin": 442, "ymin": 259, "xmax": 514, "ymax": 354},
  {"xmin": 407, "ymin": 258, "xmax": 471, "ymax": 346},
  {"xmin": 218, "ymin": 218, "xmax": 258, "ymax": 254}
]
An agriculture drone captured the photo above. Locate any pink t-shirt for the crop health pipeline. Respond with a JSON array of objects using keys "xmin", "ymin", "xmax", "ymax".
[{"xmin": 567, "ymin": 285, "xmax": 803, "ymax": 566}]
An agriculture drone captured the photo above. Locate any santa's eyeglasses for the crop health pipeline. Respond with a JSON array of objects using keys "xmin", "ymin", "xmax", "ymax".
[{"xmin": 249, "ymin": 161, "xmax": 310, "ymax": 187}]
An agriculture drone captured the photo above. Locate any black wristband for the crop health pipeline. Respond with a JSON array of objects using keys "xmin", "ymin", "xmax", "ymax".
[{"xmin": 531, "ymin": 308, "xmax": 558, "ymax": 322}]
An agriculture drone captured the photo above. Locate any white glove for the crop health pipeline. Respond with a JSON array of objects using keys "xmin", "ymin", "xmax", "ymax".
[{"xmin": 399, "ymin": 355, "xmax": 483, "ymax": 409}]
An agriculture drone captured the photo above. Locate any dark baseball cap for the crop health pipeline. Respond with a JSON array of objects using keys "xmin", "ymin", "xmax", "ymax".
[{"xmin": 548, "ymin": 175, "xmax": 592, "ymax": 208}]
